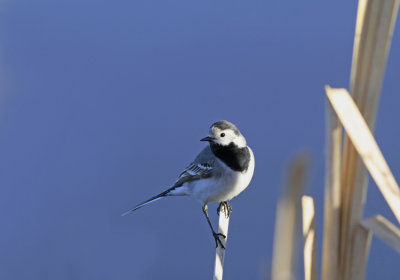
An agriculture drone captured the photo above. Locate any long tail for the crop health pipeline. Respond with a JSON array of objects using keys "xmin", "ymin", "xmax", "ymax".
[{"xmin": 121, "ymin": 186, "xmax": 181, "ymax": 216}]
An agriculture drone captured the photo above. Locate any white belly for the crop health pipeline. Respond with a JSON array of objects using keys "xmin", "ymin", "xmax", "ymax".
[{"xmin": 186, "ymin": 149, "xmax": 255, "ymax": 204}]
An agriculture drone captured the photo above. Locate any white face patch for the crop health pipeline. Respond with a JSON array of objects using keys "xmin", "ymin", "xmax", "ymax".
[{"xmin": 209, "ymin": 127, "xmax": 247, "ymax": 148}]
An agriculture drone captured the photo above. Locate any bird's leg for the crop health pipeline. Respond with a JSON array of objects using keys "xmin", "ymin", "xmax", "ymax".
[
  {"xmin": 217, "ymin": 201, "xmax": 232, "ymax": 218},
  {"xmin": 202, "ymin": 204, "xmax": 226, "ymax": 249}
]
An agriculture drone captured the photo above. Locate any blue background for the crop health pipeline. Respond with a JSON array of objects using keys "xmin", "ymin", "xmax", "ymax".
[{"xmin": 0, "ymin": 0, "xmax": 399, "ymax": 279}]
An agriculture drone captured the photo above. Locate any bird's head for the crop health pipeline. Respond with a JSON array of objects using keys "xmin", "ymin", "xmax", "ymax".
[{"xmin": 200, "ymin": 120, "xmax": 247, "ymax": 148}]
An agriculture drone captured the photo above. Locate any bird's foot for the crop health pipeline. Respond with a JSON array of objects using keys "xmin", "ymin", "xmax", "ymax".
[
  {"xmin": 213, "ymin": 232, "xmax": 226, "ymax": 249},
  {"xmin": 217, "ymin": 201, "xmax": 232, "ymax": 218}
]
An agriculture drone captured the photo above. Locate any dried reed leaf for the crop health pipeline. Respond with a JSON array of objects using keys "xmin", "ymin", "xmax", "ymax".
[
  {"xmin": 362, "ymin": 215, "xmax": 400, "ymax": 254},
  {"xmin": 302, "ymin": 196, "xmax": 317, "ymax": 280}
]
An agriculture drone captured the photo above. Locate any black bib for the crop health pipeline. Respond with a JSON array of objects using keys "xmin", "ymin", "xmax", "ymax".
[{"xmin": 210, "ymin": 142, "xmax": 250, "ymax": 172}]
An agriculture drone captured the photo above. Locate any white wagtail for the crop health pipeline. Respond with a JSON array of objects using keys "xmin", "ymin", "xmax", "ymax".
[{"xmin": 122, "ymin": 120, "xmax": 255, "ymax": 248}]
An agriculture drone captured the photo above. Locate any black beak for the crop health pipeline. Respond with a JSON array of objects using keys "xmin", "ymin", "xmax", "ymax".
[{"xmin": 200, "ymin": 136, "xmax": 215, "ymax": 142}]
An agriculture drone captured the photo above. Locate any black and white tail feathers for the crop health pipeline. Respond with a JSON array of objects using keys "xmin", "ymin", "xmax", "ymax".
[{"xmin": 121, "ymin": 186, "xmax": 183, "ymax": 216}]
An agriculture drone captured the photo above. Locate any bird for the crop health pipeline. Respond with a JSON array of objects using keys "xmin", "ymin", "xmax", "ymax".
[{"xmin": 122, "ymin": 120, "xmax": 255, "ymax": 248}]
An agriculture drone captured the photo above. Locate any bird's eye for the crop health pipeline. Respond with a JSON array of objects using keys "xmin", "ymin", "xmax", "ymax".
[{"xmin": 220, "ymin": 133, "xmax": 225, "ymax": 137}]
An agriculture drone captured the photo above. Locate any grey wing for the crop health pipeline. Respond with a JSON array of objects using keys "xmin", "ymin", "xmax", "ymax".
[{"xmin": 173, "ymin": 146, "xmax": 216, "ymax": 187}]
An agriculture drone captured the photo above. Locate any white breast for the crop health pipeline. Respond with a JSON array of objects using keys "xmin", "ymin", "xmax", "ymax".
[{"xmin": 187, "ymin": 147, "xmax": 255, "ymax": 204}]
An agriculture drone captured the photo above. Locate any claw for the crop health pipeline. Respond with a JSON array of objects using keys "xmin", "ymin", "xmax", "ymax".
[
  {"xmin": 213, "ymin": 232, "xmax": 226, "ymax": 249},
  {"xmin": 217, "ymin": 201, "xmax": 232, "ymax": 218}
]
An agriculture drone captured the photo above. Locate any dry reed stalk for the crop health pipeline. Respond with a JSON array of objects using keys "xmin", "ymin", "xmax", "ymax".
[
  {"xmin": 362, "ymin": 215, "xmax": 400, "ymax": 254},
  {"xmin": 321, "ymin": 99, "xmax": 342, "ymax": 280},
  {"xmin": 339, "ymin": 0, "xmax": 399, "ymax": 278},
  {"xmin": 326, "ymin": 87, "xmax": 400, "ymax": 278},
  {"xmin": 349, "ymin": 225, "xmax": 372, "ymax": 280},
  {"xmin": 326, "ymin": 88, "xmax": 400, "ymax": 223},
  {"xmin": 213, "ymin": 209, "xmax": 230, "ymax": 280},
  {"xmin": 302, "ymin": 196, "xmax": 317, "ymax": 280},
  {"xmin": 271, "ymin": 154, "xmax": 310, "ymax": 280}
]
